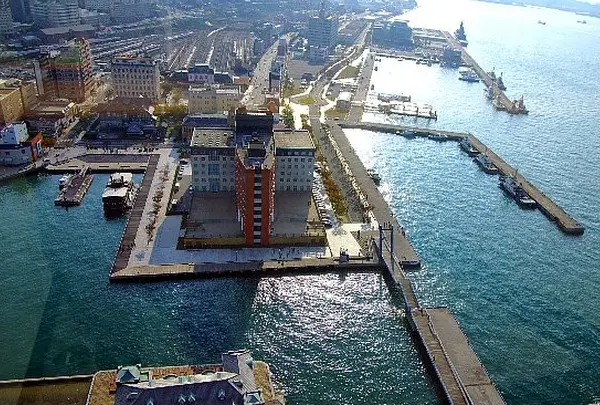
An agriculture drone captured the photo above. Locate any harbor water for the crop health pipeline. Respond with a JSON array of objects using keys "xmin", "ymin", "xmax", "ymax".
[
  {"xmin": 0, "ymin": 1, "xmax": 600, "ymax": 404},
  {"xmin": 347, "ymin": 0, "xmax": 600, "ymax": 403}
]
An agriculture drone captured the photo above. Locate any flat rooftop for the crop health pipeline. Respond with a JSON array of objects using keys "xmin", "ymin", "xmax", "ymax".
[
  {"xmin": 191, "ymin": 129, "xmax": 234, "ymax": 148},
  {"xmin": 185, "ymin": 192, "xmax": 242, "ymax": 239},
  {"xmin": 274, "ymin": 129, "xmax": 314, "ymax": 150}
]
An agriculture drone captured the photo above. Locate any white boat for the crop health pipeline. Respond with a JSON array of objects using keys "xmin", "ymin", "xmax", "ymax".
[
  {"xmin": 102, "ymin": 172, "xmax": 135, "ymax": 215},
  {"xmin": 459, "ymin": 69, "xmax": 480, "ymax": 83},
  {"xmin": 59, "ymin": 174, "xmax": 71, "ymax": 189}
]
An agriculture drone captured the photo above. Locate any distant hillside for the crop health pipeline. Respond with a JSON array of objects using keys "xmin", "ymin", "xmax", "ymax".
[{"xmin": 475, "ymin": 0, "xmax": 600, "ymax": 17}]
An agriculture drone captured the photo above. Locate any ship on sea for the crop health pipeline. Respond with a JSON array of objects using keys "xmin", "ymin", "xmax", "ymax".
[
  {"xmin": 102, "ymin": 172, "xmax": 135, "ymax": 216},
  {"xmin": 455, "ymin": 21, "xmax": 468, "ymax": 46}
]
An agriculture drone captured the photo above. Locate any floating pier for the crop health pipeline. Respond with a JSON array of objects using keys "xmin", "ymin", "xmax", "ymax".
[
  {"xmin": 338, "ymin": 121, "xmax": 584, "ymax": 235},
  {"xmin": 54, "ymin": 167, "xmax": 94, "ymax": 207}
]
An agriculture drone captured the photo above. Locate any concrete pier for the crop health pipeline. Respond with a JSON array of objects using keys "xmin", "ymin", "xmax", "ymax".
[
  {"xmin": 54, "ymin": 167, "xmax": 94, "ymax": 207},
  {"xmin": 110, "ymin": 258, "xmax": 381, "ymax": 281},
  {"xmin": 111, "ymin": 154, "xmax": 160, "ymax": 272},
  {"xmin": 338, "ymin": 121, "xmax": 584, "ymax": 235}
]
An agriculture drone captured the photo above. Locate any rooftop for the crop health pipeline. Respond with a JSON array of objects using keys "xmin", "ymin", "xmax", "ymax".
[
  {"xmin": 191, "ymin": 129, "xmax": 234, "ymax": 148},
  {"xmin": 274, "ymin": 129, "xmax": 314, "ymax": 149}
]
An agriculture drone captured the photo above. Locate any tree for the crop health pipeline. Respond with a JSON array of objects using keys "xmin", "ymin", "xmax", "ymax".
[{"xmin": 282, "ymin": 104, "xmax": 294, "ymax": 128}]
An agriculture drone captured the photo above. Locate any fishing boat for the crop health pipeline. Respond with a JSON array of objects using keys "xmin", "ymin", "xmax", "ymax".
[
  {"xmin": 459, "ymin": 69, "xmax": 480, "ymax": 82},
  {"xmin": 459, "ymin": 137, "xmax": 479, "ymax": 156},
  {"xmin": 499, "ymin": 173, "xmax": 537, "ymax": 209},
  {"xmin": 59, "ymin": 174, "xmax": 71, "ymax": 189},
  {"xmin": 474, "ymin": 154, "xmax": 499, "ymax": 174},
  {"xmin": 367, "ymin": 168, "xmax": 381, "ymax": 185},
  {"xmin": 102, "ymin": 172, "xmax": 135, "ymax": 215},
  {"xmin": 428, "ymin": 134, "xmax": 449, "ymax": 142}
]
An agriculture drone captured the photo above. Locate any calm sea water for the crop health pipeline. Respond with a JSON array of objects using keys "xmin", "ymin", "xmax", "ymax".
[
  {"xmin": 1, "ymin": 1, "xmax": 600, "ymax": 404},
  {"xmin": 345, "ymin": 0, "xmax": 600, "ymax": 403}
]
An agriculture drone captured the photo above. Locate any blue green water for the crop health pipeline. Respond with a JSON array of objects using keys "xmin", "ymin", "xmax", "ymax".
[
  {"xmin": 346, "ymin": 0, "xmax": 600, "ymax": 403},
  {"xmin": 2, "ymin": 1, "xmax": 600, "ymax": 404},
  {"xmin": 0, "ymin": 173, "xmax": 436, "ymax": 404}
]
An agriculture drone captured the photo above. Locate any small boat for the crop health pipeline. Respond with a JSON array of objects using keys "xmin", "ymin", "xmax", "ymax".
[
  {"xmin": 538, "ymin": 20, "xmax": 546, "ymax": 25},
  {"xmin": 474, "ymin": 154, "xmax": 498, "ymax": 174},
  {"xmin": 459, "ymin": 137, "xmax": 479, "ymax": 156},
  {"xmin": 459, "ymin": 69, "xmax": 480, "ymax": 82},
  {"xmin": 499, "ymin": 173, "xmax": 537, "ymax": 209},
  {"xmin": 402, "ymin": 130, "xmax": 416, "ymax": 139},
  {"xmin": 577, "ymin": 20, "xmax": 587, "ymax": 24},
  {"xmin": 59, "ymin": 174, "xmax": 71, "ymax": 189},
  {"xmin": 367, "ymin": 168, "xmax": 381, "ymax": 185},
  {"xmin": 427, "ymin": 59, "xmax": 433, "ymax": 66},
  {"xmin": 428, "ymin": 134, "xmax": 449, "ymax": 142}
]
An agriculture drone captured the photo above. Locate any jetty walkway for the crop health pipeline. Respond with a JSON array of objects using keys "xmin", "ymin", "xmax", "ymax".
[
  {"xmin": 111, "ymin": 154, "xmax": 160, "ymax": 272},
  {"xmin": 339, "ymin": 121, "xmax": 584, "ymax": 235},
  {"xmin": 54, "ymin": 166, "xmax": 94, "ymax": 207}
]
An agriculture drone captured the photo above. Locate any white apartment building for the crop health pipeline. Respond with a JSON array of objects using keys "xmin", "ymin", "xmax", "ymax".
[
  {"xmin": 190, "ymin": 129, "xmax": 236, "ymax": 192},
  {"xmin": 274, "ymin": 129, "xmax": 315, "ymax": 192},
  {"xmin": 111, "ymin": 56, "xmax": 160, "ymax": 102},
  {"xmin": 0, "ymin": 122, "xmax": 28, "ymax": 145},
  {"xmin": 32, "ymin": 0, "xmax": 79, "ymax": 28},
  {"xmin": 187, "ymin": 86, "xmax": 241, "ymax": 114}
]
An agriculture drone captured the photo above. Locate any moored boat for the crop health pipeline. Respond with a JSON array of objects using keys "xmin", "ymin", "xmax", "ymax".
[
  {"xmin": 428, "ymin": 134, "xmax": 449, "ymax": 142},
  {"xmin": 499, "ymin": 173, "xmax": 537, "ymax": 209},
  {"xmin": 367, "ymin": 168, "xmax": 382, "ymax": 185},
  {"xmin": 474, "ymin": 154, "xmax": 498, "ymax": 174},
  {"xmin": 102, "ymin": 172, "xmax": 135, "ymax": 216},
  {"xmin": 459, "ymin": 69, "xmax": 480, "ymax": 82},
  {"xmin": 459, "ymin": 137, "xmax": 479, "ymax": 156},
  {"xmin": 59, "ymin": 174, "xmax": 71, "ymax": 189}
]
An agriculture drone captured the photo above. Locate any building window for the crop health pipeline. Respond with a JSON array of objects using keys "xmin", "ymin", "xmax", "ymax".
[
  {"xmin": 301, "ymin": 158, "xmax": 305, "ymax": 162},
  {"xmin": 294, "ymin": 158, "xmax": 298, "ymax": 162},
  {"xmin": 208, "ymin": 164, "xmax": 220, "ymax": 175}
]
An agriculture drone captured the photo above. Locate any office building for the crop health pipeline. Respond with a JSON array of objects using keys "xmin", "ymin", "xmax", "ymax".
[
  {"xmin": 0, "ymin": 0, "xmax": 14, "ymax": 37},
  {"xmin": 307, "ymin": 11, "xmax": 338, "ymax": 62},
  {"xmin": 187, "ymin": 86, "xmax": 241, "ymax": 114},
  {"xmin": 111, "ymin": 56, "xmax": 160, "ymax": 102},
  {"xmin": 190, "ymin": 109, "xmax": 315, "ymax": 246},
  {"xmin": 33, "ymin": 38, "xmax": 95, "ymax": 103},
  {"xmin": 372, "ymin": 20, "xmax": 414, "ymax": 49},
  {"xmin": 10, "ymin": 0, "xmax": 31, "ymax": 23},
  {"xmin": 31, "ymin": 0, "xmax": 79, "ymax": 28}
]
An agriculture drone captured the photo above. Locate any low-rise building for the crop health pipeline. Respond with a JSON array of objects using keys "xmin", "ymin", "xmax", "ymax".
[
  {"xmin": 336, "ymin": 91, "xmax": 353, "ymax": 112},
  {"xmin": 0, "ymin": 122, "xmax": 43, "ymax": 165},
  {"xmin": 188, "ymin": 64, "xmax": 215, "ymax": 84},
  {"xmin": 113, "ymin": 350, "xmax": 265, "ymax": 405},
  {"xmin": 39, "ymin": 24, "xmax": 96, "ymax": 44},
  {"xmin": 372, "ymin": 19, "xmax": 414, "ymax": 49},
  {"xmin": 95, "ymin": 96, "xmax": 156, "ymax": 137},
  {"xmin": 111, "ymin": 56, "xmax": 161, "ymax": 102},
  {"xmin": 0, "ymin": 80, "xmax": 38, "ymax": 124},
  {"xmin": 25, "ymin": 101, "xmax": 78, "ymax": 137},
  {"xmin": 187, "ymin": 86, "xmax": 241, "ymax": 114}
]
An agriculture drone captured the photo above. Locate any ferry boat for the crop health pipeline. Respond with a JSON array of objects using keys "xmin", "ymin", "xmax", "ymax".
[
  {"xmin": 59, "ymin": 174, "xmax": 71, "ymax": 190},
  {"xmin": 367, "ymin": 168, "xmax": 381, "ymax": 186},
  {"xmin": 459, "ymin": 138, "xmax": 479, "ymax": 156},
  {"xmin": 102, "ymin": 172, "xmax": 135, "ymax": 215},
  {"xmin": 499, "ymin": 174, "xmax": 537, "ymax": 209},
  {"xmin": 474, "ymin": 154, "xmax": 499, "ymax": 174},
  {"xmin": 459, "ymin": 69, "xmax": 480, "ymax": 82}
]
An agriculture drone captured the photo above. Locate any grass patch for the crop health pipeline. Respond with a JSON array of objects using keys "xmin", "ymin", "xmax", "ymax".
[
  {"xmin": 296, "ymin": 95, "xmax": 315, "ymax": 105},
  {"xmin": 325, "ymin": 108, "xmax": 347, "ymax": 120},
  {"xmin": 337, "ymin": 65, "xmax": 360, "ymax": 80},
  {"xmin": 283, "ymin": 82, "xmax": 304, "ymax": 98}
]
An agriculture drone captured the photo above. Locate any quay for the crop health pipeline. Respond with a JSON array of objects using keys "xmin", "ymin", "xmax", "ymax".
[
  {"xmin": 338, "ymin": 121, "xmax": 584, "ymax": 235},
  {"xmin": 54, "ymin": 167, "xmax": 94, "ymax": 207},
  {"xmin": 46, "ymin": 153, "xmax": 150, "ymax": 173},
  {"xmin": 110, "ymin": 258, "xmax": 380, "ymax": 281},
  {"xmin": 442, "ymin": 32, "xmax": 526, "ymax": 114},
  {"xmin": 111, "ymin": 154, "xmax": 160, "ymax": 272}
]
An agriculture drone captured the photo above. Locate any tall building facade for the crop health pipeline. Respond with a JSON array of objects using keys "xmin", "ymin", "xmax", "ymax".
[
  {"xmin": 31, "ymin": 0, "xmax": 79, "ymax": 28},
  {"xmin": 0, "ymin": 0, "xmax": 14, "ymax": 37},
  {"xmin": 34, "ymin": 38, "xmax": 95, "ymax": 102},
  {"xmin": 307, "ymin": 13, "xmax": 338, "ymax": 62},
  {"xmin": 10, "ymin": 0, "xmax": 31, "ymax": 23},
  {"xmin": 111, "ymin": 56, "xmax": 160, "ymax": 102},
  {"xmin": 190, "ymin": 109, "xmax": 315, "ymax": 246}
]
